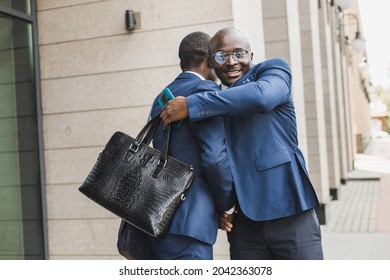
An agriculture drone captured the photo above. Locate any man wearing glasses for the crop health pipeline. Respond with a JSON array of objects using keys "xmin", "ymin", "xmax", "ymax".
[{"xmin": 160, "ymin": 27, "xmax": 324, "ymax": 260}]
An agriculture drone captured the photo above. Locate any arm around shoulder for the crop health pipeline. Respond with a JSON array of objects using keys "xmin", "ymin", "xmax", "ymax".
[{"xmin": 187, "ymin": 58, "xmax": 292, "ymax": 120}]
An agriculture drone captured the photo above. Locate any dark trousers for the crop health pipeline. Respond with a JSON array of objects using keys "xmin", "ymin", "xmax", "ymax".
[
  {"xmin": 148, "ymin": 233, "xmax": 213, "ymax": 260},
  {"xmin": 227, "ymin": 208, "xmax": 324, "ymax": 260},
  {"xmin": 118, "ymin": 223, "xmax": 212, "ymax": 260}
]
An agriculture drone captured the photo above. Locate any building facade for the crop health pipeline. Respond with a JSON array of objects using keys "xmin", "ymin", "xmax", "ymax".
[{"xmin": 0, "ymin": 0, "xmax": 371, "ymax": 259}]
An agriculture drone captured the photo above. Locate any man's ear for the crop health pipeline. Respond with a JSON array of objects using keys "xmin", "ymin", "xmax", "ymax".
[
  {"xmin": 207, "ymin": 57, "xmax": 214, "ymax": 68},
  {"xmin": 201, "ymin": 60, "xmax": 212, "ymax": 73}
]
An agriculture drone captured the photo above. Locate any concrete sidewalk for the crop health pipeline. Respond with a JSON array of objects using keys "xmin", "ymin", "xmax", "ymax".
[
  {"xmin": 322, "ymin": 172, "xmax": 390, "ymax": 259},
  {"xmin": 322, "ymin": 137, "xmax": 390, "ymax": 260},
  {"xmin": 213, "ymin": 137, "xmax": 390, "ymax": 260}
]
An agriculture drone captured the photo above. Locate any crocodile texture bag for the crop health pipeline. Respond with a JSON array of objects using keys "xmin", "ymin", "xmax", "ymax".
[{"xmin": 79, "ymin": 115, "xmax": 195, "ymax": 238}]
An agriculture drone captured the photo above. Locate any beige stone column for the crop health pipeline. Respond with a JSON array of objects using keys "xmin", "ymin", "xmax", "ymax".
[
  {"xmin": 318, "ymin": 0, "xmax": 341, "ymax": 199},
  {"xmin": 330, "ymin": 7, "xmax": 351, "ymax": 183},
  {"xmin": 343, "ymin": 58, "xmax": 356, "ymax": 172},
  {"xmin": 298, "ymin": 0, "xmax": 331, "ymax": 221}
]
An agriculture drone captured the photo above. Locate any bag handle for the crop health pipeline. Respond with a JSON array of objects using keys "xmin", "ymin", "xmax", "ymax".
[
  {"xmin": 152, "ymin": 124, "xmax": 171, "ymax": 177},
  {"xmin": 132, "ymin": 115, "xmax": 161, "ymax": 150},
  {"xmin": 123, "ymin": 115, "xmax": 173, "ymax": 178}
]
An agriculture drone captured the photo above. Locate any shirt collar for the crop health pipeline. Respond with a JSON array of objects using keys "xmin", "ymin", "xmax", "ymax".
[{"xmin": 184, "ymin": 71, "xmax": 205, "ymax": 80}]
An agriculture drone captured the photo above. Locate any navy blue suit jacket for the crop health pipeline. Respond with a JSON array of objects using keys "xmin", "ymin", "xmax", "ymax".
[
  {"xmin": 149, "ymin": 72, "xmax": 235, "ymax": 245},
  {"xmin": 187, "ymin": 58, "xmax": 320, "ymax": 221}
]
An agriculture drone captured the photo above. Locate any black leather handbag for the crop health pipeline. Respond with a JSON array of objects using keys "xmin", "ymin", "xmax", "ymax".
[{"xmin": 79, "ymin": 115, "xmax": 195, "ymax": 238}]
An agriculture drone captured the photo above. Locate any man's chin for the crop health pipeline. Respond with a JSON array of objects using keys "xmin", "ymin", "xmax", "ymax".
[
  {"xmin": 224, "ymin": 72, "xmax": 243, "ymax": 84},
  {"xmin": 222, "ymin": 77, "xmax": 240, "ymax": 86}
]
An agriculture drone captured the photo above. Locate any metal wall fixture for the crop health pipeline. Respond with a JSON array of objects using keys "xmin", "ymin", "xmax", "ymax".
[
  {"xmin": 343, "ymin": 13, "xmax": 366, "ymax": 53},
  {"xmin": 125, "ymin": 10, "xmax": 136, "ymax": 31},
  {"xmin": 330, "ymin": 0, "xmax": 354, "ymax": 10}
]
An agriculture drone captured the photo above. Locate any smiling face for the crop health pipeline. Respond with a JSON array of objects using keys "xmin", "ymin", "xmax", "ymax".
[{"xmin": 208, "ymin": 28, "xmax": 253, "ymax": 86}]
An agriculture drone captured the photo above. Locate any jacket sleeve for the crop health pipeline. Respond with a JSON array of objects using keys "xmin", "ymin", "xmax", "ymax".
[
  {"xmin": 187, "ymin": 58, "xmax": 292, "ymax": 121},
  {"xmin": 189, "ymin": 80, "xmax": 236, "ymax": 211}
]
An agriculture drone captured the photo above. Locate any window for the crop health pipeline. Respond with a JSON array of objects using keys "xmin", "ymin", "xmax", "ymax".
[{"xmin": 0, "ymin": 0, "xmax": 46, "ymax": 259}]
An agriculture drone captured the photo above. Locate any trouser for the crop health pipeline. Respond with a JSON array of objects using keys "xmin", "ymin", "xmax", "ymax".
[
  {"xmin": 227, "ymin": 208, "xmax": 324, "ymax": 260},
  {"xmin": 118, "ymin": 223, "xmax": 213, "ymax": 260},
  {"xmin": 148, "ymin": 233, "xmax": 213, "ymax": 260}
]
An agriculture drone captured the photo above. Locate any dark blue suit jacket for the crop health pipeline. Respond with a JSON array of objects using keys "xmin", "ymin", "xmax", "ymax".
[
  {"xmin": 149, "ymin": 72, "xmax": 235, "ymax": 245},
  {"xmin": 187, "ymin": 58, "xmax": 320, "ymax": 221}
]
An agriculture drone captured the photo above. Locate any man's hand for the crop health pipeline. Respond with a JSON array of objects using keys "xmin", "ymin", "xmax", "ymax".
[
  {"xmin": 160, "ymin": 96, "xmax": 189, "ymax": 127},
  {"xmin": 219, "ymin": 212, "xmax": 234, "ymax": 232}
]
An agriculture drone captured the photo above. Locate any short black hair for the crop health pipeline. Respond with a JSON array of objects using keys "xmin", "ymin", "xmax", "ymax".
[{"xmin": 179, "ymin": 31, "xmax": 211, "ymax": 71}]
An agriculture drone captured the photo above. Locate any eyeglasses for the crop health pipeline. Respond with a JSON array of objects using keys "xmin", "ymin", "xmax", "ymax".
[{"xmin": 210, "ymin": 50, "xmax": 249, "ymax": 65}]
